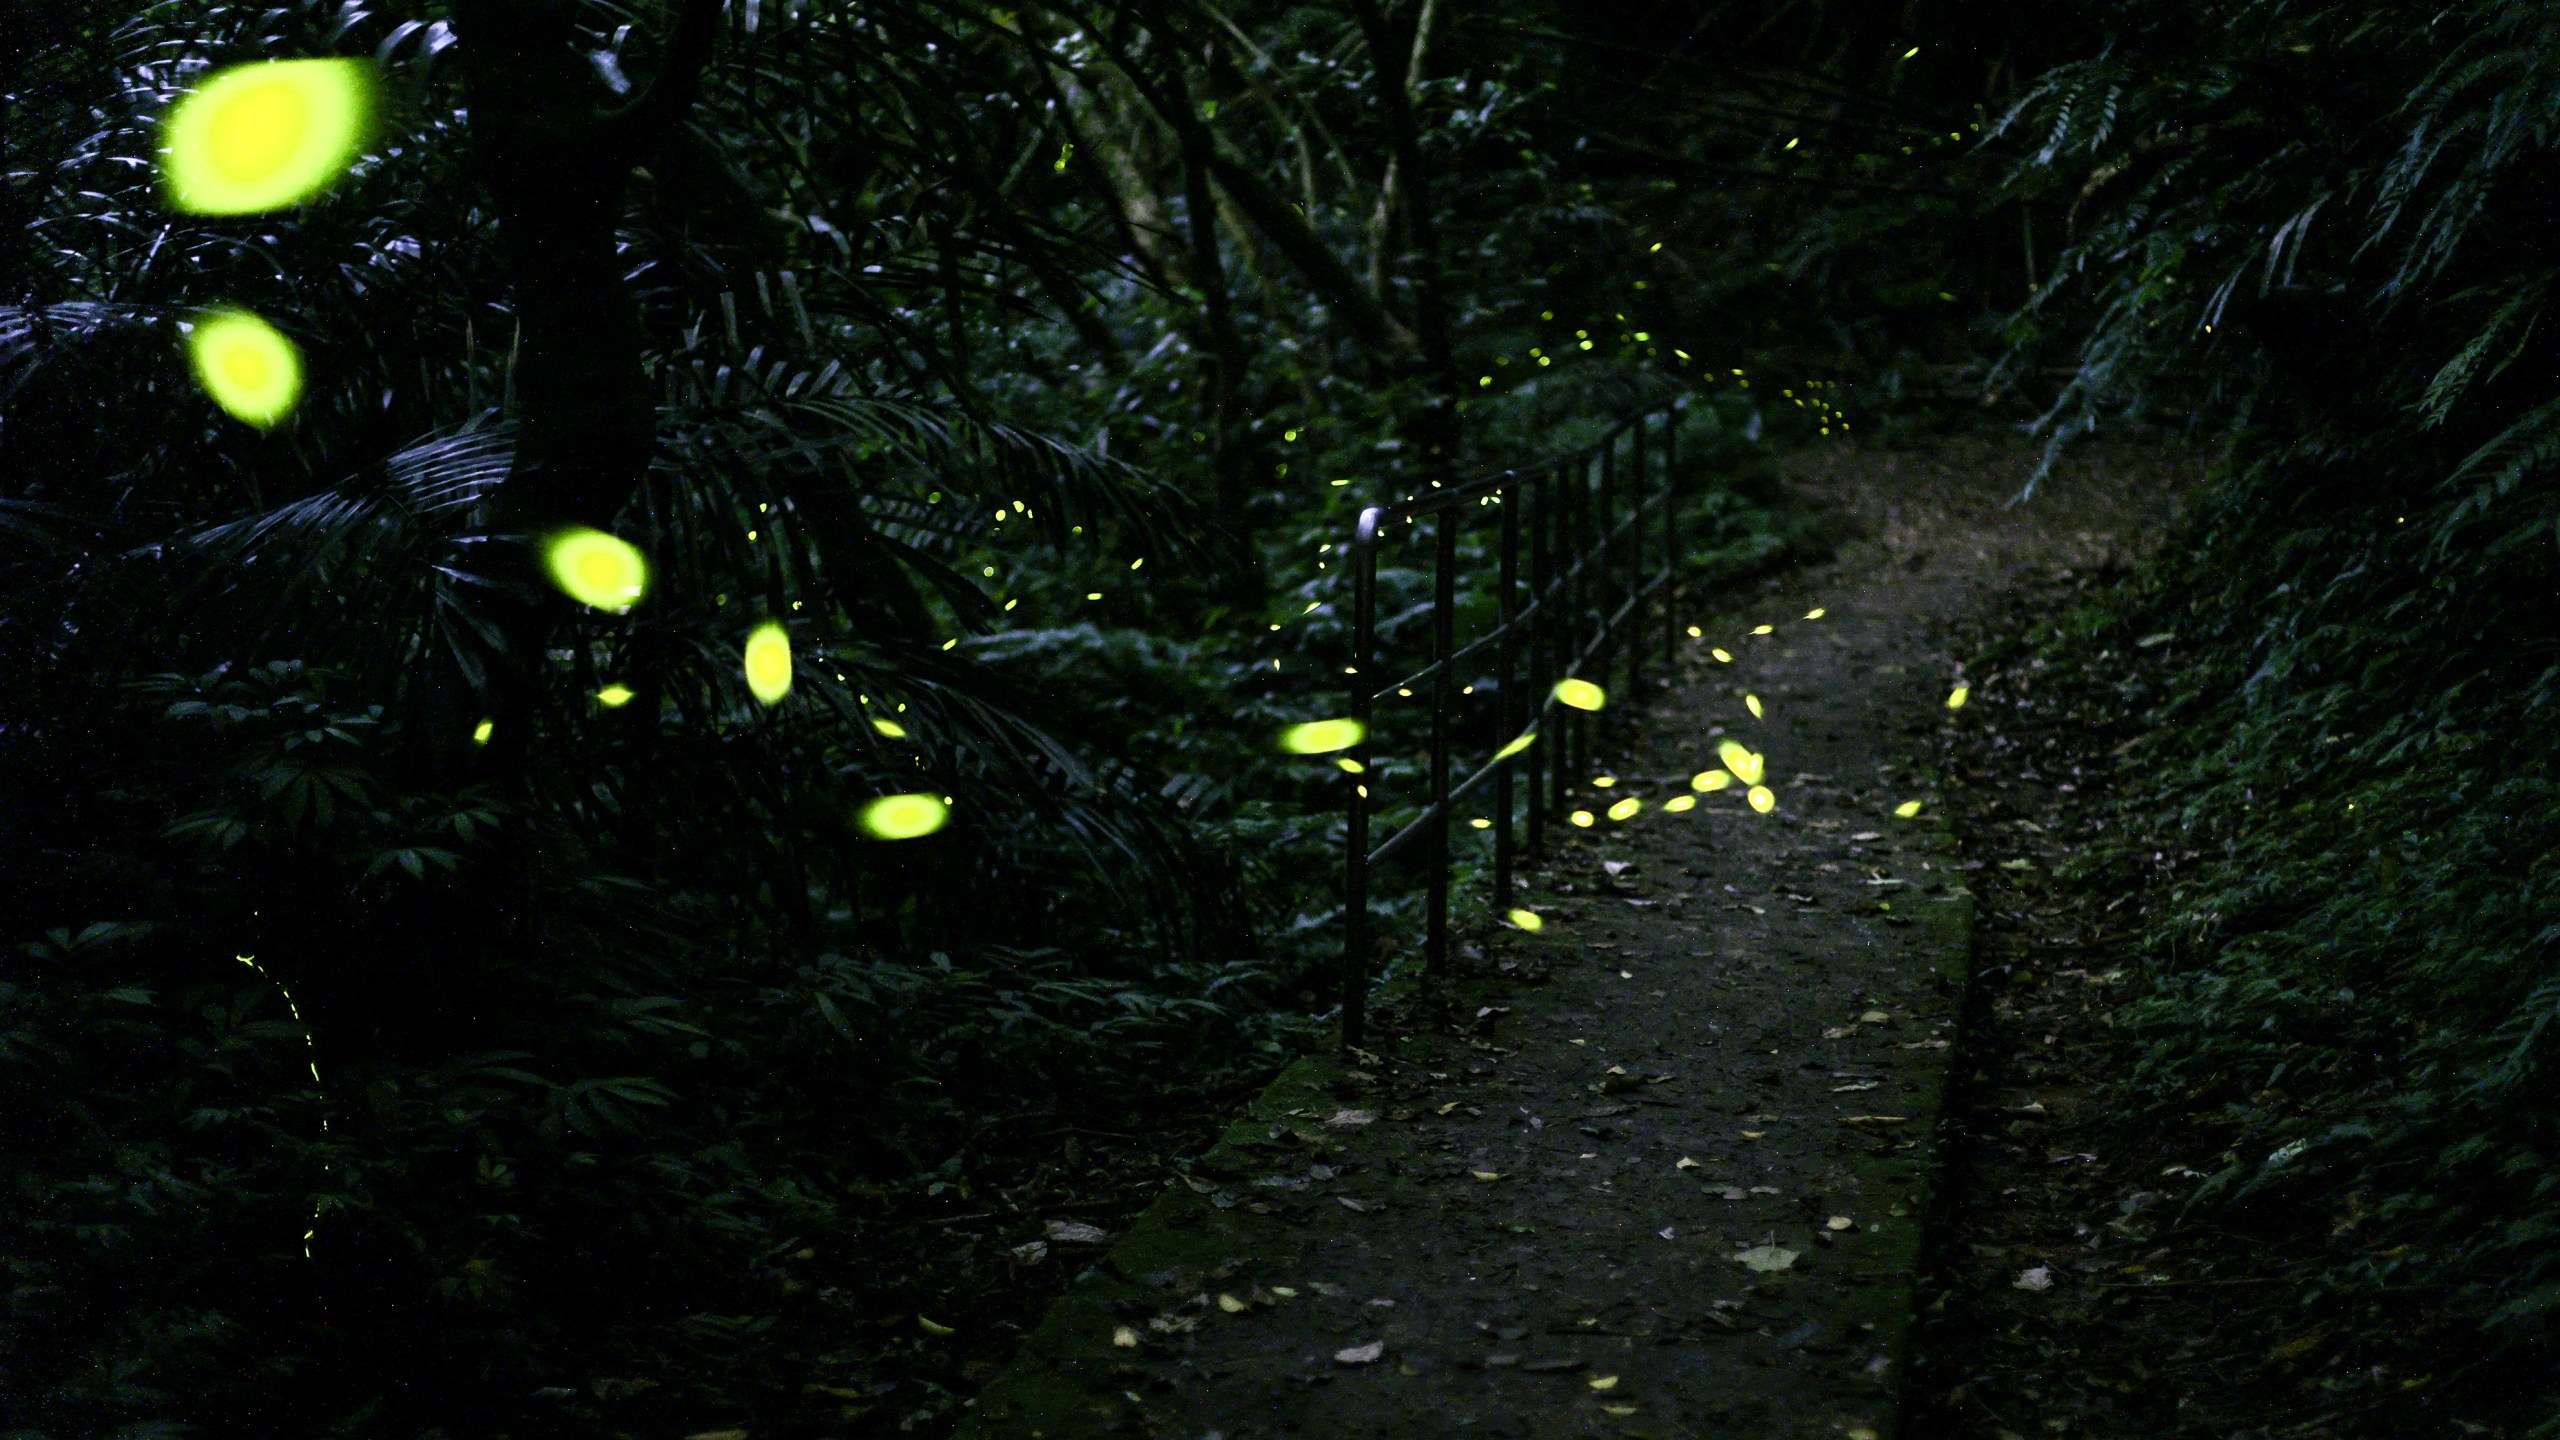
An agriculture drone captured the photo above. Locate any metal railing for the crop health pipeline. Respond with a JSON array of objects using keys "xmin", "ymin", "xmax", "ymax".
[{"xmin": 1339, "ymin": 400, "xmax": 1689, "ymax": 1049}]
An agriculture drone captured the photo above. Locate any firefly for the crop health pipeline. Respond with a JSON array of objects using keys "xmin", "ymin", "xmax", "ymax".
[
  {"xmin": 1607, "ymin": 797, "xmax": 1642, "ymax": 821},
  {"xmin": 1717, "ymin": 739, "xmax": 1765, "ymax": 786},
  {"xmin": 1745, "ymin": 694, "xmax": 1764, "ymax": 719},
  {"xmin": 1663, "ymin": 794, "xmax": 1697, "ymax": 812},
  {"xmin": 1895, "ymin": 800, "xmax": 1924, "ymax": 818},
  {"xmin": 1508, "ymin": 908, "xmax": 1545, "ymax": 932},
  {"xmin": 544, "ymin": 528, "xmax": 648, "ymax": 612},
  {"xmin": 1554, "ymin": 678, "xmax": 1606, "ymax": 711},
  {"xmin": 160, "ymin": 58, "xmax": 375, "ymax": 215},
  {"xmin": 860, "ymin": 793, "xmax": 949, "ymax": 839},
  {"xmin": 1280, "ymin": 718, "xmax": 1365, "ymax": 754},
  {"xmin": 1692, "ymin": 769, "xmax": 1732, "ymax": 792},
  {"xmin": 596, "ymin": 684, "xmax": 635, "ymax": 708},
  {"xmin": 744, "ymin": 621, "xmax": 793, "ymax": 704},
  {"xmin": 1747, "ymin": 785, "xmax": 1775, "ymax": 813},
  {"xmin": 1947, "ymin": 683, "xmax": 1969, "ymax": 710},
  {"xmin": 1569, "ymin": 810, "xmax": 1595, "ymax": 828}
]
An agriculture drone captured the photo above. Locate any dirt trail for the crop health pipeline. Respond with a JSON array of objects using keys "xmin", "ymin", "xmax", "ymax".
[{"xmin": 959, "ymin": 433, "xmax": 2191, "ymax": 1440}]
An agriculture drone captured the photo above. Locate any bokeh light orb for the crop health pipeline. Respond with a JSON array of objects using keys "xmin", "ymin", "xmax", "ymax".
[
  {"xmin": 186, "ymin": 307, "xmax": 301, "ymax": 428},
  {"xmin": 860, "ymin": 792, "xmax": 949, "ymax": 840},
  {"xmin": 161, "ymin": 58, "xmax": 375, "ymax": 215},
  {"xmin": 1280, "ymin": 718, "xmax": 1364, "ymax": 754},
  {"xmin": 543, "ymin": 528, "xmax": 649, "ymax": 612},
  {"xmin": 744, "ymin": 621, "xmax": 793, "ymax": 705},
  {"xmin": 1554, "ymin": 678, "xmax": 1606, "ymax": 712}
]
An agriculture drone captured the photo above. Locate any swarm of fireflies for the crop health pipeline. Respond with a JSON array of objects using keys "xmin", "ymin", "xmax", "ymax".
[
  {"xmin": 1607, "ymin": 797, "xmax": 1642, "ymax": 821},
  {"xmin": 1716, "ymin": 739, "xmax": 1765, "ymax": 786},
  {"xmin": 545, "ymin": 528, "xmax": 648, "ymax": 612},
  {"xmin": 744, "ymin": 621, "xmax": 793, "ymax": 704},
  {"xmin": 1554, "ymin": 677, "xmax": 1607, "ymax": 712},
  {"xmin": 860, "ymin": 792, "xmax": 949, "ymax": 839},
  {"xmin": 186, "ymin": 307, "xmax": 302, "ymax": 428},
  {"xmin": 1748, "ymin": 785, "xmax": 1776, "ymax": 813},
  {"xmin": 1508, "ymin": 908, "xmax": 1545, "ymax": 932},
  {"xmin": 1895, "ymin": 799, "xmax": 1925, "ymax": 818},
  {"xmin": 1281, "ymin": 718, "xmax": 1364, "ymax": 754},
  {"xmin": 161, "ymin": 58, "xmax": 375, "ymax": 215},
  {"xmin": 1946, "ymin": 683, "xmax": 1970, "ymax": 710},
  {"xmin": 1663, "ymin": 794, "xmax": 1697, "ymax": 813}
]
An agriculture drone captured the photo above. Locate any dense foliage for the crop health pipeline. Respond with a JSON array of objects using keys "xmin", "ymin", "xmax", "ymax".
[
  {"xmin": 2, "ymin": 0, "xmax": 2021, "ymax": 1432},
  {"xmin": 1981, "ymin": 0, "xmax": 2560, "ymax": 1427}
]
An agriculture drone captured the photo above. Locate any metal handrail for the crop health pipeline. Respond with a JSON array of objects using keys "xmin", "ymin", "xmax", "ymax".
[{"xmin": 1339, "ymin": 401, "xmax": 1687, "ymax": 1049}]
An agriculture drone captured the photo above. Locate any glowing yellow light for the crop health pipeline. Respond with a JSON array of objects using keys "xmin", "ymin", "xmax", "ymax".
[
  {"xmin": 596, "ymin": 684, "xmax": 635, "ymax": 708},
  {"xmin": 185, "ymin": 307, "xmax": 302, "ymax": 428},
  {"xmin": 1471, "ymin": 817, "xmax": 1492, "ymax": 829},
  {"xmin": 1895, "ymin": 800, "xmax": 1924, "ymax": 818},
  {"xmin": 1130, "ymin": 557, "xmax": 1144, "ymax": 570},
  {"xmin": 1716, "ymin": 740, "xmax": 1764, "ymax": 786},
  {"xmin": 1607, "ymin": 797, "xmax": 1642, "ymax": 821},
  {"xmin": 161, "ymin": 58, "xmax": 374, "ymax": 215},
  {"xmin": 1903, "ymin": 46, "xmax": 1920, "ymax": 58},
  {"xmin": 1692, "ymin": 769, "xmax": 1731, "ymax": 792},
  {"xmin": 471, "ymin": 718, "xmax": 493, "ymax": 745},
  {"xmin": 860, "ymin": 792, "xmax": 948, "ymax": 839},
  {"xmin": 1280, "ymin": 718, "xmax": 1365, "ymax": 754},
  {"xmin": 1592, "ymin": 776, "xmax": 1617, "ymax": 788},
  {"xmin": 1663, "ymin": 794, "xmax": 1697, "ymax": 812},
  {"xmin": 744, "ymin": 621, "xmax": 793, "ymax": 704},
  {"xmin": 1554, "ymin": 677, "xmax": 1606, "ymax": 711},
  {"xmin": 1087, "ymin": 592, "xmax": 1102, "ymax": 600},
  {"xmin": 544, "ymin": 528, "xmax": 648, "ymax": 612},
  {"xmin": 872, "ymin": 717, "xmax": 907, "ymax": 738},
  {"xmin": 1508, "ymin": 908, "xmax": 1545, "ymax": 932},
  {"xmin": 1748, "ymin": 785, "xmax": 1775, "ymax": 813},
  {"xmin": 1494, "ymin": 729, "xmax": 1537, "ymax": 761},
  {"xmin": 1752, "ymin": 624, "xmax": 1774, "ymax": 635},
  {"xmin": 1946, "ymin": 683, "xmax": 1970, "ymax": 710},
  {"xmin": 1805, "ymin": 607, "xmax": 1826, "ymax": 620},
  {"xmin": 1687, "ymin": 625, "xmax": 1703, "ymax": 638},
  {"xmin": 1569, "ymin": 810, "xmax": 1595, "ymax": 827},
  {"xmin": 1336, "ymin": 757, "xmax": 1364, "ymax": 773},
  {"xmin": 1712, "ymin": 647, "xmax": 1733, "ymax": 663},
  {"xmin": 1745, "ymin": 694, "xmax": 1764, "ymax": 719}
]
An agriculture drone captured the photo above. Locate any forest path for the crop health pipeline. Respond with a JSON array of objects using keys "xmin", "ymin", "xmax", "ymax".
[{"xmin": 957, "ymin": 433, "xmax": 2183, "ymax": 1440}]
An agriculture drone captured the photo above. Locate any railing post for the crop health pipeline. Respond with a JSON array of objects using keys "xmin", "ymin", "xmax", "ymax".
[
  {"xmin": 1425, "ymin": 505, "xmax": 1456, "ymax": 978},
  {"xmin": 1494, "ymin": 472, "xmax": 1519, "ymax": 913},
  {"xmin": 1343, "ymin": 505, "xmax": 1383, "ymax": 1053},
  {"xmin": 1629, "ymin": 418, "xmax": 1647, "ymax": 705},
  {"xmin": 1661, "ymin": 408, "xmax": 1678, "ymax": 666},
  {"xmin": 1529, "ymin": 468, "xmax": 1553, "ymax": 851}
]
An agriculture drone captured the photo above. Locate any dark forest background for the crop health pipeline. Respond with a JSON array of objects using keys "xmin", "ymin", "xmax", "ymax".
[{"xmin": 3, "ymin": 0, "xmax": 2554, "ymax": 1435}]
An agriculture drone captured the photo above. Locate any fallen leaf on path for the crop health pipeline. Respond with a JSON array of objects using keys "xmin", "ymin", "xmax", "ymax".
[
  {"xmin": 1436, "ymin": 1101, "xmax": 1461, "ymax": 1115},
  {"xmin": 1337, "ymin": 1197, "xmax": 1372, "ymax": 1213},
  {"xmin": 1733, "ymin": 1244, "xmax": 1800, "ymax": 1272},
  {"xmin": 1830, "ymin": 1081, "xmax": 1879, "ymax": 1092},
  {"xmin": 1325, "ymin": 1109, "xmax": 1376, "ymax": 1126},
  {"xmin": 1823, "ymin": 1025, "xmax": 1857, "ymax": 1038},
  {"xmin": 1839, "ymin": 1116, "xmax": 1908, "ymax": 1126},
  {"xmin": 1741, "ymin": 1130, "xmax": 1766, "ymax": 1139},
  {"xmin": 1011, "ymin": 1240, "xmax": 1048, "ymax": 1264},
  {"xmin": 917, "ymin": 1315, "xmax": 954, "ymax": 1336},
  {"xmin": 1181, "ymin": 1177, "xmax": 1217, "ymax": 1194},
  {"xmin": 1999, "ymin": 858, "xmax": 2035, "ymax": 870},
  {"xmin": 1859, "ymin": 1009, "xmax": 1891, "ymax": 1023},
  {"xmin": 1659, "ymin": 1226, "xmax": 1676, "ymax": 1239},
  {"xmin": 1269, "ymin": 1286, "xmax": 1298, "ymax": 1297},
  {"xmin": 1827, "ymin": 1216, "xmax": 1856, "ymax": 1231},
  {"xmin": 1045, "ymin": 1219, "xmax": 1109, "ymax": 1244},
  {"xmin": 1603, "ymin": 860, "xmax": 1632, "ymax": 876},
  {"xmin": 1217, "ymin": 1293, "xmax": 1249, "ymax": 1313},
  {"xmin": 1335, "ymin": 1341, "xmax": 1385, "ymax": 1365},
  {"xmin": 1590, "ymin": 1374, "xmax": 1620, "ymax": 1390},
  {"xmin": 2013, "ymin": 1265, "xmax": 2054, "ymax": 1291},
  {"xmin": 1676, "ymin": 1156, "xmax": 1702, "ymax": 1170},
  {"xmin": 1470, "ymin": 1169, "xmax": 1502, "ymax": 1181},
  {"xmin": 1603, "ymin": 1404, "xmax": 1639, "ymax": 1416}
]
